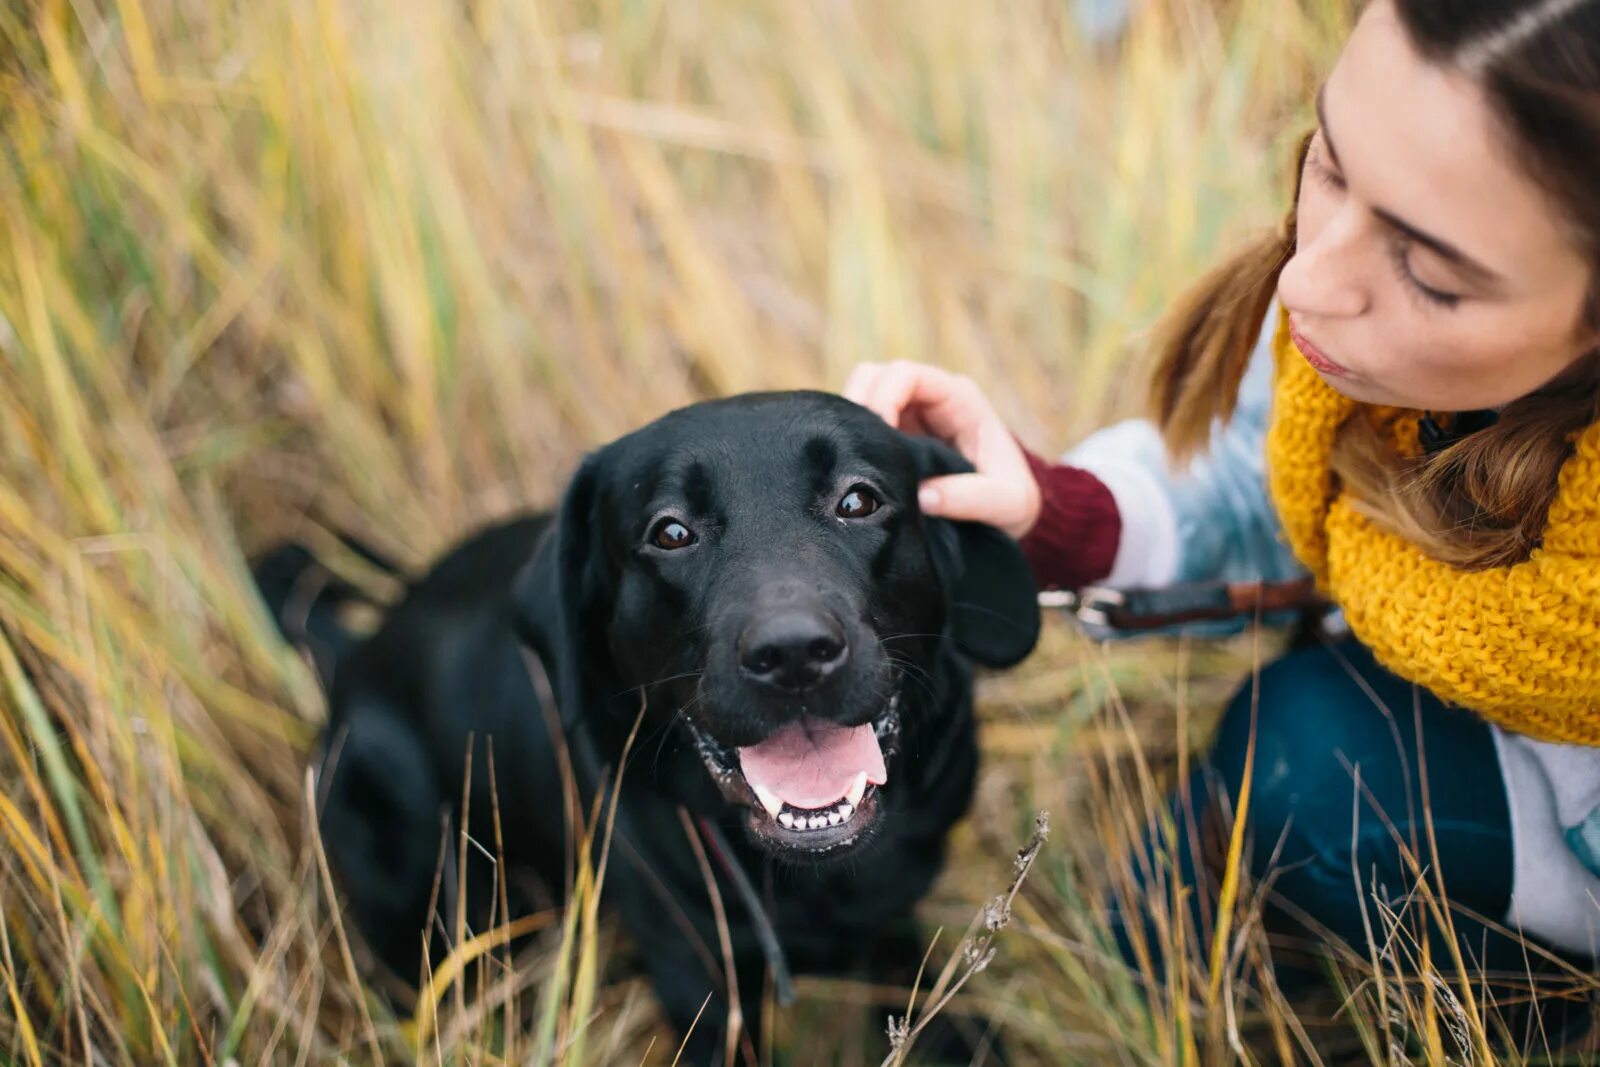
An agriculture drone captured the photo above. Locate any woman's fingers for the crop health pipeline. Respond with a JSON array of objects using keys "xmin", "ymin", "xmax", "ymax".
[
  {"xmin": 841, "ymin": 362, "xmax": 881, "ymax": 407},
  {"xmin": 853, "ymin": 361, "xmax": 932, "ymax": 429},
  {"xmin": 844, "ymin": 361, "xmax": 983, "ymax": 439},
  {"xmin": 917, "ymin": 473, "xmax": 996, "ymax": 521},
  {"xmin": 918, "ymin": 471, "xmax": 1036, "ymax": 539},
  {"xmin": 841, "ymin": 360, "xmax": 1044, "ymax": 537},
  {"xmin": 845, "ymin": 362, "xmax": 926, "ymax": 433}
]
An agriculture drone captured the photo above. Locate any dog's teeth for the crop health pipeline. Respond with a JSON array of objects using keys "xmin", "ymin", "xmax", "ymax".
[
  {"xmin": 810, "ymin": 815, "xmax": 826, "ymax": 829},
  {"xmin": 828, "ymin": 812, "xmax": 842, "ymax": 826},
  {"xmin": 778, "ymin": 812, "xmax": 794, "ymax": 828},
  {"xmin": 753, "ymin": 784, "xmax": 784, "ymax": 817},
  {"xmin": 839, "ymin": 802, "xmax": 854, "ymax": 819},
  {"xmin": 846, "ymin": 772, "xmax": 867, "ymax": 807}
]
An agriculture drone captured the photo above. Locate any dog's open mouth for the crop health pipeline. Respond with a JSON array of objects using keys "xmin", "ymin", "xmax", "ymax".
[{"xmin": 690, "ymin": 694, "xmax": 901, "ymax": 854}]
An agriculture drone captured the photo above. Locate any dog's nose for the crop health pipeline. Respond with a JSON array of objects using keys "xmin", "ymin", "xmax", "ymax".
[{"xmin": 738, "ymin": 610, "xmax": 848, "ymax": 691}]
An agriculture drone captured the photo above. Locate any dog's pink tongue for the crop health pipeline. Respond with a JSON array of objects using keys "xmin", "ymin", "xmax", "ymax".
[{"xmin": 737, "ymin": 717, "xmax": 887, "ymax": 810}]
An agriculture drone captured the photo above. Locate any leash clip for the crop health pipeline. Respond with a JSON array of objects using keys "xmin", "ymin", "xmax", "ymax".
[{"xmin": 1037, "ymin": 585, "xmax": 1125, "ymax": 630}]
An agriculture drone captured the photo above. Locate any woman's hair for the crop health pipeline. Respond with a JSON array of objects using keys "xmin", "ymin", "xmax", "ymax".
[{"xmin": 1147, "ymin": 0, "xmax": 1600, "ymax": 570}]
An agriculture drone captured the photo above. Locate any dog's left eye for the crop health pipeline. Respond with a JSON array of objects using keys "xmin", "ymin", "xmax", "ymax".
[
  {"xmin": 836, "ymin": 486, "xmax": 881, "ymax": 519},
  {"xmin": 650, "ymin": 519, "xmax": 697, "ymax": 550}
]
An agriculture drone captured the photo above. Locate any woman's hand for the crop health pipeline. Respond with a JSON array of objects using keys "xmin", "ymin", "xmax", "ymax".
[{"xmin": 843, "ymin": 360, "xmax": 1042, "ymax": 540}]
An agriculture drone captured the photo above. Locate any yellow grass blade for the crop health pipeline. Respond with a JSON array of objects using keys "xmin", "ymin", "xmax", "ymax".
[{"xmin": 1206, "ymin": 673, "xmax": 1258, "ymax": 1006}]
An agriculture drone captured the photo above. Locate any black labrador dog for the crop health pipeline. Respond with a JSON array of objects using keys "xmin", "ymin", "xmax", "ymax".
[{"xmin": 255, "ymin": 390, "xmax": 1039, "ymax": 1061}]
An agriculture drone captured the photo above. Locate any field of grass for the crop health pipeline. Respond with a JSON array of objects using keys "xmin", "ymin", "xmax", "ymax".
[{"xmin": 4, "ymin": 0, "xmax": 1592, "ymax": 1063}]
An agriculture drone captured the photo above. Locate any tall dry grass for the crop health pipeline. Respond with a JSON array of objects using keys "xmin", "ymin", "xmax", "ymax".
[{"xmin": 7, "ymin": 0, "xmax": 1588, "ymax": 1063}]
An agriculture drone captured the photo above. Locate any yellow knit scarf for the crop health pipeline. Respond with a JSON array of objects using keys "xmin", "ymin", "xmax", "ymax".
[{"xmin": 1264, "ymin": 309, "xmax": 1600, "ymax": 745}]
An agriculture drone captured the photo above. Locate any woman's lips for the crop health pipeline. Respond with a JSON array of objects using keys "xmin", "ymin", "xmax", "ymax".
[{"xmin": 1289, "ymin": 322, "xmax": 1352, "ymax": 377}]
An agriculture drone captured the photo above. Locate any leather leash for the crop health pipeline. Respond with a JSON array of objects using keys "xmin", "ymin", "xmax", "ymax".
[
  {"xmin": 694, "ymin": 814, "xmax": 798, "ymax": 1006},
  {"xmin": 1038, "ymin": 576, "xmax": 1324, "ymax": 632}
]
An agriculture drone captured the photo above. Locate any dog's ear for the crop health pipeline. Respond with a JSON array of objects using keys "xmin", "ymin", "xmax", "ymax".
[
  {"xmin": 906, "ymin": 436, "xmax": 1041, "ymax": 668},
  {"xmin": 511, "ymin": 452, "xmax": 612, "ymax": 724}
]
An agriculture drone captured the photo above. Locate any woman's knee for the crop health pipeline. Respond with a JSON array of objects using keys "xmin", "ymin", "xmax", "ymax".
[
  {"xmin": 1207, "ymin": 640, "xmax": 1383, "ymax": 792},
  {"xmin": 1197, "ymin": 638, "xmax": 1509, "ymax": 932},
  {"xmin": 1201, "ymin": 640, "xmax": 1417, "ymax": 874}
]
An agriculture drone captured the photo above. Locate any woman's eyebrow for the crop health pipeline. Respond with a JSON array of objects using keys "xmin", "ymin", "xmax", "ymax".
[{"xmin": 1314, "ymin": 84, "xmax": 1505, "ymax": 292}]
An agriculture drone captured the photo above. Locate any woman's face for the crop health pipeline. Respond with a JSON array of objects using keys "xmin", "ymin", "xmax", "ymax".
[{"xmin": 1277, "ymin": 0, "xmax": 1596, "ymax": 412}]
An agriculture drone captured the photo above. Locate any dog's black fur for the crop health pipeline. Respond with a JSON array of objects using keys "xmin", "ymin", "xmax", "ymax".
[{"xmin": 255, "ymin": 391, "xmax": 1039, "ymax": 1062}]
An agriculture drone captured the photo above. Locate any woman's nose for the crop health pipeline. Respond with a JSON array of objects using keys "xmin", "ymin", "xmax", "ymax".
[{"xmin": 1278, "ymin": 207, "xmax": 1371, "ymax": 319}]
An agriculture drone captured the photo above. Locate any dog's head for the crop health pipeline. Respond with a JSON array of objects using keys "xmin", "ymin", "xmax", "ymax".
[{"xmin": 513, "ymin": 391, "xmax": 1038, "ymax": 858}]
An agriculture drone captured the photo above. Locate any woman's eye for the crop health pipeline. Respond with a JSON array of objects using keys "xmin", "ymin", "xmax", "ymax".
[
  {"xmin": 1388, "ymin": 236, "xmax": 1462, "ymax": 310},
  {"xmin": 651, "ymin": 519, "xmax": 696, "ymax": 550},
  {"xmin": 836, "ymin": 486, "xmax": 881, "ymax": 519},
  {"xmin": 1306, "ymin": 144, "xmax": 1345, "ymax": 192}
]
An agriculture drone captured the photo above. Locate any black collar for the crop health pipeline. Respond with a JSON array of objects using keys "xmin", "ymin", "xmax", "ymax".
[{"xmin": 1418, "ymin": 409, "xmax": 1500, "ymax": 455}]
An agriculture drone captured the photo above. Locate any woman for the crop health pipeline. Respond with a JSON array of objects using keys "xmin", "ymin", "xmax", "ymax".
[{"xmin": 847, "ymin": 0, "xmax": 1600, "ymax": 1040}]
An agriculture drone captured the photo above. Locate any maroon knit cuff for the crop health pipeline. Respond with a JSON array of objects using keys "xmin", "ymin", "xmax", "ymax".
[{"xmin": 1016, "ymin": 444, "xmax": 1121, "ymax": 592}]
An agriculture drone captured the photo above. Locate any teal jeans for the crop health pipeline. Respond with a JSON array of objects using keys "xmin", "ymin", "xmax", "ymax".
[{"xmin": 1110, "ymin": 636, "xmax": 1594, "ymax": 1047}]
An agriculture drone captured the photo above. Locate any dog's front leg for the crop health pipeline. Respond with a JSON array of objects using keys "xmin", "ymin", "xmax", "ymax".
[{"xmin": 640, "ymin": 942, "xmax": 769, "ymax": 1067}]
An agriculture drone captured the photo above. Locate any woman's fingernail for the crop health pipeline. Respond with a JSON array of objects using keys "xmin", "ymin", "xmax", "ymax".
[{"xmin": 919, "ymin": 486, "xmax": 941, "ymax": 511}]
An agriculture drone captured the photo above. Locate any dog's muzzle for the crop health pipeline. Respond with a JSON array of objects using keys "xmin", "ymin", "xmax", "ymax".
[{"xmin": 687, "ymin": 692, "xmax": 902, "ymax": 855}]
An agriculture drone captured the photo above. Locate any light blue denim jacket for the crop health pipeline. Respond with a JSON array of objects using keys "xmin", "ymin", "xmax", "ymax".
[{"xmin": 1059, "ymin": 302, "xmax": 1310, "ymax": 636}]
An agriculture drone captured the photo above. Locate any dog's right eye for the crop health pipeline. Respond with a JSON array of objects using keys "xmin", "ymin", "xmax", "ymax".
[
  {"xmin": 650, "ymin": 518, "xmax": 696, "ymax": 551},
  {"xmin": 836, "ymin": 486, "xmax": 881, "ymax": 519}
]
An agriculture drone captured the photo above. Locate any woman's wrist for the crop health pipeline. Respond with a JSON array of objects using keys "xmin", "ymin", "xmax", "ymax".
[{"xmin": 1015, "ymin": 445, "xmax": 1121, "ymax": 592}]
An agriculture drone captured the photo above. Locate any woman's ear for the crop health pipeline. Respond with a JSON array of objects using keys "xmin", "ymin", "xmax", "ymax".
[{"xmin": 904, "ymin": 436, "xmax": 1041, "ymax": 668}]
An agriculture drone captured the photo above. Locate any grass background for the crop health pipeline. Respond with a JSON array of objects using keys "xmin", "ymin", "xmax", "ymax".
[{"xmin": 6, "ymin": 0, "xmax": 1588, "ymax": 1062}]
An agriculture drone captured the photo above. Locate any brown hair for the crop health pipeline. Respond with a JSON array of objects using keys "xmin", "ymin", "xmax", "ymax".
[{"xmin": 1147, "ymin": 0, "xmax": 1600, "ymax": 570}]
